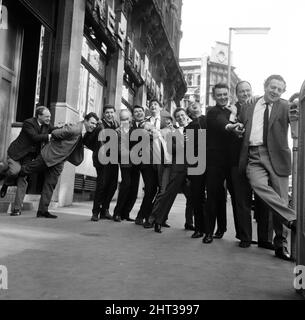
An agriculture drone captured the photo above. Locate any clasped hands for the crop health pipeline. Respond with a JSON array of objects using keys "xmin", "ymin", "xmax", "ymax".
[{"xmin": 226, "ymin": 122, "xmax": 245, "ymax": 138}]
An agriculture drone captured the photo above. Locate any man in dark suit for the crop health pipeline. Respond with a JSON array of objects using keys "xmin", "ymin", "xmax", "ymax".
[
  {"xmin": 148, "ymin": 108, "xmax": 195, "ymax": 233},
  {"xmin": 18, "ymin": 112, "xmax": 98, "ymax": 218},
  {"xmin": 238, "ymin": 74, "xmax": 296, "ymax": 260},
  {"xmin": 0, "ymin": 106, "xmax": 54, "ymax": 216},
  {"xmin": 83, "ymin": 105, "xmax": 119, "ymax": 222},
  {"xmin": 185, "ymin": 102, "xmax": 209, "ymax": 240}
]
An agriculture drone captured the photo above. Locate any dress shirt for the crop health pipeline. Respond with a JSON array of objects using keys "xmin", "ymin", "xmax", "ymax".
[
  {"xmin": 249, "ymin": 97, "xmax": 273, "ymax": 146},
  {"xmin": 150, "ymin": 114, "xmax": 161, "ymax": 130}
]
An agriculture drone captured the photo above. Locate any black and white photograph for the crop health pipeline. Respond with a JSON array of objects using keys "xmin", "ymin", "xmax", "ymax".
[{"xmin": 0, "ymin": 0, "xmax": 304, "ymax": 305}]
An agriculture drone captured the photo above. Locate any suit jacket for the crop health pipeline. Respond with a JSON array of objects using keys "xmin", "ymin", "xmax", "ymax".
[
  {"xmin": 41, "ymin": 122, "xmax": 84, "ymax": 167},
  {"xmin": 238, "ymin": 97, "xmax": 291, "ymax": 176},
  {"xmin": 8, "ymin": 117, "xmax": 54, "ymax": 161}
]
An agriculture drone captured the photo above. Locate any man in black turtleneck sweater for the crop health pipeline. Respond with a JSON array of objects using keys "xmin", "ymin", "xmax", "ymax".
[{"xmin": 204, "ymin": 83, "xmax": 252, "ymax": 247}]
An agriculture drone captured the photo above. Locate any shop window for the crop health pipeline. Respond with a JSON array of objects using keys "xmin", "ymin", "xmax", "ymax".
[{"xmin": 77, "ymin": 36, "xmax": 106, "ymax": 118}]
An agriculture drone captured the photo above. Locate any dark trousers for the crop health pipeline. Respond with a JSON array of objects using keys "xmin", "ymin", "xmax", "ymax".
[
  {"xmin": 92, "ymin": 164, "xmax": 118, "ymax": 215},
  {"xmin": 113, "ymin": 165, "xmax": 140, "ymax": 219},
  {"xmin": 229, "ymin": 166, "xmax": 253, "ymax": 242},
  {"xmin": 151, "ymin": 167, "xmax": 186, "ymax": 225},
  {"xmin": 189, "ymin": 172, "xmax": 207, "ymax": 233},
  {"xmin": 21, "ymin": 155, "xmax": 64, "ymax": 213},
  {"xmin": 255, "ymin": 195, "xmax": 273, "ymax": 243},
  {"xmin": 206, "ymin": 166, "xmax": 228, "ymax": 235},
  {"xmin": 136, "ymin": 164, "xmax": 159, "ymax": 221},
  {"xmin": 182, "ymin": 178, "xmax": 194, "ymax": 226}
]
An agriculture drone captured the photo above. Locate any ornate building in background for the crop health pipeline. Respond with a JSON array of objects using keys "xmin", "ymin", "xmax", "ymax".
[
  {"xmin": 0, "ymin": 0, "xmax": 186, "ymax": 210},
  {"xmin": 180, "ymin": 41, "xmax": 240, "ymax": 113}
]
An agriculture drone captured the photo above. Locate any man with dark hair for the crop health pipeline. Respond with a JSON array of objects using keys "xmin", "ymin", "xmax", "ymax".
[
  {"xmin": 18, "ymin": 112, "xmax": 98, "ymax": 218},
  {"xmin": 204, "ymin": 83, "xmax": 253, "ymax": 246},
  {"xmin": 0, "ymin": 106, "xmax": 54, "ymax": 216},
  {"xmin": 148, "ymin": 107, "xmax": 195, "ymax": 233},
  {"xmin": 136, "ymin": 99, "xmax": 171, "ymax": 228},
  {"xmin": 185, "ymin": 102, "xmax": 208, "ymax": 240},
  {"xmin": 238, "ymin": 74, "xmax": 296, "ymax": 260},
  {"xmin": 83, "ymin": 105, "xmax": 119, "ymax": 222}
]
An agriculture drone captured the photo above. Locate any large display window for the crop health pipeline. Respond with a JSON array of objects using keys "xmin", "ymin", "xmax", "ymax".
[{"xmin": 77, "ymin": 35, "xmax": 106, "ymax": 118}]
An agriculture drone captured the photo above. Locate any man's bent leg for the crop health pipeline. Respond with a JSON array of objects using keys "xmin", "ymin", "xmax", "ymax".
[
  {"xmin": 38, "ymin": 163, "xmax": 64, "ymax": 213},
  {"xmin": 246, "ymin": 147, "xmax": 295, "ymax": 226}
]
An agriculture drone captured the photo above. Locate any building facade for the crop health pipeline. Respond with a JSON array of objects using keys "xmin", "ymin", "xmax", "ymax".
[
  {"xmin": 180, "ymin": 41, "xmax": 240, "ymax": 113},
  {"xmin": 0, "ymin": 0, "xmax": 186, "ymax": 209}
]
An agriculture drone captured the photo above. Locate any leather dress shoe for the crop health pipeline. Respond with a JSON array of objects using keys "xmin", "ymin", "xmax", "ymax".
[
  {"xmin": 184, "ymin": 223, "xmax": 195, "ymax": 231},
  {"xmin": 10, "ymin": 209, "xmax": 21, "ymax": 216},
  {"xmin": 258, "ymin": 241, "xmax": 274, "ymax": 250},
  {"xmin": 135, "ymin": 218, "xmax": 143, "ymax": 225},
  {"xmin": 37, "ymin": 211, "xmax": 57, "ymax": 219},
  {"xmin": 113, "ymin": 215, "xmax": 121, "ymax": 222},
  {"xmin": 191, "ymin": 231, "xmax": 203, "ymax": 238},
  {"xmin": 202, "ymin": 234, "xmax": 213, "ymax": 244},
  {"xmin": 161, "ymin": 222, "xmax": 170, "ymax": 228},
  {"xmin": 239, "ymin": 241, "xmax": 251, "ymax": 248},
  {"xmin": 125, "ymin": 217, "xmax": 135, "ymax": 222},
  {"xmin": 100, "ymin": 210, "xmax": 112, "ymax": 220},
  {"xmin": 287, "ymin": 220, "xmax": 297, "ymax": 233},
  {"xmin": 275, "ymin": 247, "xmax": 291, "ymax": 261},
  {"xmin": 91, "ymin": 214, "xmax": 99, "ymax": 222},
  {"xmin": 143, "ymin": 221, "xmax": 154, "ymax": 228},
  {"xmin": 0, "ymin": 184, "xmax": 8, "ymax": 198},
  {"xmin": 213, "ymin": 231, "xmax": 224, "ymax": 239},
  {"xmin": 154, "ymin": 223, "xmax": 162, "ymax": 233}
]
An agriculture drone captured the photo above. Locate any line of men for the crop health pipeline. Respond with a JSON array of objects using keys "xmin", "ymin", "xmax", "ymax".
[{"xmin": 0, "ymin": 74, "xmax": 297, "ymax": 261}]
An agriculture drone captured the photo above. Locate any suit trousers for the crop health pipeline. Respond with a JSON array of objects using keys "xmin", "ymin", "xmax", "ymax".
[
  {"xmin": 113, "ymin": 165, "xmax": 140, "ymax": 219},
  {"xmin": 4, "ymin": 156, "xmax": 32, "ymax": 211},
  {"xmin": 229, "ymin": 166, "xmax": 253, "ymax": 242},
  {"xmin": 189, "ymin": 172, "xmax": 207, "ymax": 233},
  {"xmin": 206, "ymin": 166, "xmax": 227, "ymax": 234},
  {"xmin": 21, "ymin": 155, "xmax": 64, "ymax": 213},
  {"xmin": 181, "ymin": 178, "xmax": 194, "ymax": 226},
  {"xmin": 254, "ymin": 195, "xmax": 273, "ymax": 243},
  {"xmin": 246, "ymin": 146, "xmax": 295, "ymax": 248},
  {"xmin": 92, "ymin": 164, "xmax": 118, "ymax": 215},
  {"xmin": 151, "ymin": 166, "xmax": 186, "ymax": 225},
  {"xmin": 136, "ymin": 164, "xmax": 159, "ymax": 221}
]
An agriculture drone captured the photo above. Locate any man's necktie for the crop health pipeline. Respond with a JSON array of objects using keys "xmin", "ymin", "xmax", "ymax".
[
  {"xmin": 263, "ymin": 103, "xmax": 269, "ymax": 146},
  {"xmin": 154, "ymin": 117, "xmax": 158, "ymax": 127}
]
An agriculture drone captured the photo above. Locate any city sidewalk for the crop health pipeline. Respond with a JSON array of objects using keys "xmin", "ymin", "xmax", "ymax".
[{"xmin": 0, "ymin": 194, "xmax": 302, "ymax": 300}]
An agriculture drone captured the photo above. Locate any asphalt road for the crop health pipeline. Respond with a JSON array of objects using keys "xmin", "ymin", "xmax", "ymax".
[{"xmin": 0, "ymin": 194, "xmax": 301, "ymax": 300}]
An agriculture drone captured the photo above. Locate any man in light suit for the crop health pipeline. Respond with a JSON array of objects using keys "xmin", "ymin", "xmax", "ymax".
[
  {"xmin": 19, "ymin": 112, "xmax": 99, "ymax": 218},
  {"xmin": 238, "ymin": 74, "xmax": 296, "ymax": 260},
  {"xmin": 137, "ymin": 99, "xmax": 171, "ymax": 228}
]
